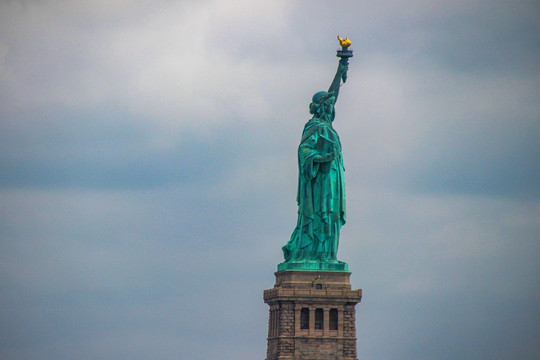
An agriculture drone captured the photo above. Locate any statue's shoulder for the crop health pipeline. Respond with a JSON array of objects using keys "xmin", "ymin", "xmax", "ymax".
[
  {"xmin": 304, "ymin": 118, "xmax": 329, "ymax": 131},
  {"xmin": 302, "ymin": 119, "xmax": 324, "ymax": 139},
  {"xmin": 301, "ymin": 119, "xmax": 332, "ymax": 144}
]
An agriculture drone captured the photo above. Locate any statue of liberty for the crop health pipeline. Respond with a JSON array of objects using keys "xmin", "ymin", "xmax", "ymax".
[{"xmin": 280, "ymin": 37, "xmax": 352, "ymax": 271}]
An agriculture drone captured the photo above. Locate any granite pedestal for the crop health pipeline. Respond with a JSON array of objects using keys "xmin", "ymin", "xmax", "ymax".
[{"xmin": 263, "ymin": 270, "xmax": 362, "ymax": 360}]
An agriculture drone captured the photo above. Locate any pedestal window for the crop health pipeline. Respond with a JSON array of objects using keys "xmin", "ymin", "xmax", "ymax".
[
  {"xmin": 300, "ymin": 308, "xmax": 309, "ymax": 329},
  {"xmin": 314, "ymin": 308, "xmax": 324, "ymax": 330},
  {"xmin": 330, "ymin": 308, "xmax": 338, "ymax": 330}
]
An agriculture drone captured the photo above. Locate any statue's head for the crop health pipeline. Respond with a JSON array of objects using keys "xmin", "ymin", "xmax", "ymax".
[
  {"xmin": 310, "ymin": 91, "xmax": 336, "ymax": 121},
  {"xmin": 312, "ymin": 91, "xmax": 329, "ymax": 104}
]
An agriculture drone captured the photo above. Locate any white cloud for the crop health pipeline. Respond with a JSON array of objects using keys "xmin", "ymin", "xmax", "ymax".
[{"xmin": 0, "ymin": 0, "xmax": 295, "ymax": 129}]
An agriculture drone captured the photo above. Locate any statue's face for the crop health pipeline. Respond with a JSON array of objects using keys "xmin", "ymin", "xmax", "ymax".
[
  {"xmin": 319, "ymin": 96, "xmax": 335, "ymax": 115},
  {"xmin": 310, "ymin": 91, "xmax": 336, "ymax": 120}
]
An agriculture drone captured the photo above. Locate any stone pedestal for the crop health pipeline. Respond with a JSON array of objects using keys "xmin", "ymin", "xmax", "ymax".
[{"xmin": 263, "ymin": 271, "xmax": 362, "ymax": 360}]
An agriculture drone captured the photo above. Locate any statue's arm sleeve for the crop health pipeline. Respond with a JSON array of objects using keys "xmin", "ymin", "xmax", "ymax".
[
  {"xmin": 328, "ymin": 59, "xmax": 348, "ymax": 101},
  {"xmin": 298, "ymin": 131, "xmax": 320, "ymax": 180}
]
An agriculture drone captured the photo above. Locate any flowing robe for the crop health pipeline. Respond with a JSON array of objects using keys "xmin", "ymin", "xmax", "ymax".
[{"xmin": 282, "ymin": 118, "xmax": 346, "ymax": 262}]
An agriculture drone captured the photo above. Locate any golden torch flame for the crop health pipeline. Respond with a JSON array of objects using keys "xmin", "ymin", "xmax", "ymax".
[{"xmin": 337, "ymin": 36, "xmax": 351, "ymax": 49}]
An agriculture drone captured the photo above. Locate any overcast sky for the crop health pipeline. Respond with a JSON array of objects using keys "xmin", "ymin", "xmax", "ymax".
[{"xmin": 1, "ymin": 1, "xmax": 539, "ymax": 359}]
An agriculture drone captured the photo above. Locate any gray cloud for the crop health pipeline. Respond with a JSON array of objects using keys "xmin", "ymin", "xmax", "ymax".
[{"xmin": 1, "ymin": 1, "xmax": 539, "ymax": 360}]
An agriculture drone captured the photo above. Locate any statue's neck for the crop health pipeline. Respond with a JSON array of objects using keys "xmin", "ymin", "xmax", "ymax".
[{"xmin": 314, "ymin": 113, "xmax": 334, "ymax": 125}]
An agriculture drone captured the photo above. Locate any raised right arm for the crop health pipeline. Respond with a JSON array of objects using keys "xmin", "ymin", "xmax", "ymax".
[{"xmin": 328, "ymin": 58, "xmax": 349, "ymax": 101}]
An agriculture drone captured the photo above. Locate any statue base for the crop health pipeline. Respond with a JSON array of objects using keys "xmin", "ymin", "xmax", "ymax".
[
  {"xmin": 263, "ymin": 270, "xmax": 362, "ymax": 360},
  {"xmin": 277, "ymin": 260, "xmax": 348, "ymax": 272}
]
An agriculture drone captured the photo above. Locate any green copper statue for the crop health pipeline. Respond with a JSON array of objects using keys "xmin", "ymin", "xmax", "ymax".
[{"xmin": 279, "ymin": 37, "xmax": 353, "ymax": 272}]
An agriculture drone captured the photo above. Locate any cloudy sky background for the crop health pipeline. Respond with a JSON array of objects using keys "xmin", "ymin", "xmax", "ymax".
[{"xmin": 1, "ymin": 1, "xmax": 539, "ymax": 359}]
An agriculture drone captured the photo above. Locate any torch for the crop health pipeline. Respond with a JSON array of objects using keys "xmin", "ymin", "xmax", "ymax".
[{"xmin": 336, "ymin": 36, "xmax": 353, "ymax": 83}]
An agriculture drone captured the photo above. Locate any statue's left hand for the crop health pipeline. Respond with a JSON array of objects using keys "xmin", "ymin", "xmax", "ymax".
[{"xmin": 314, "ymin": 150, "xmax": 337, "ymax": 163}]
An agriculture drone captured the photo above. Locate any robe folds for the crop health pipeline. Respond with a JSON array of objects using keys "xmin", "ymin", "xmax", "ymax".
[{"xmin": 282, "ymin": 118, "xmax": 346, "ymax": 262}]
